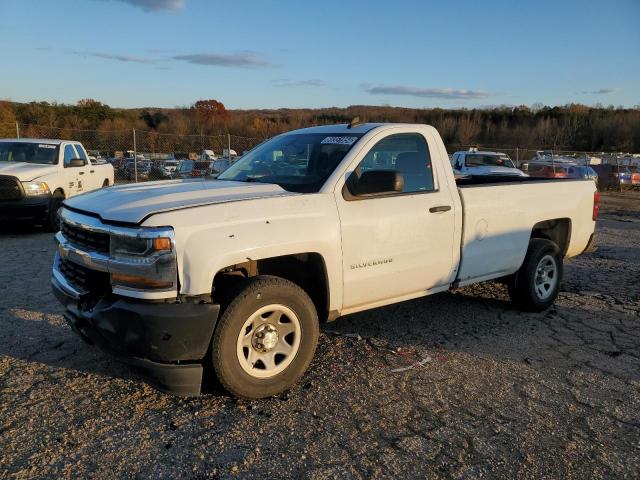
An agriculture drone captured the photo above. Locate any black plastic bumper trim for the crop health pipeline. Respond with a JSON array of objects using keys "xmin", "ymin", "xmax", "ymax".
[{"xmin": 53, "ymin": 278, "xmax": 220, "ymax": 396}]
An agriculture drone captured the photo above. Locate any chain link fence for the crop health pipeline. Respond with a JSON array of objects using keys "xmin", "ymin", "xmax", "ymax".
[
  {"xmin": 3, "ymin": 122, "xmax": 264, "ymax": 184},
  {"xmin": 2, "ymin": 123, "xmax": 638, "ymax": 190}
]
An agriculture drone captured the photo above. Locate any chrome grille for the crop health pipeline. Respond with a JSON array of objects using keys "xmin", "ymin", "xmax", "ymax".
[
  {"xmin": 61, "ymin": 221, "xmax": 110, "ymax": 254},
  {"xmin": 0, "ymin": 175, "xmax": 23, "ymax": 201},
  {"xmin": 58, "ymin": 258, "xmax": 110, "ymax": 295}
]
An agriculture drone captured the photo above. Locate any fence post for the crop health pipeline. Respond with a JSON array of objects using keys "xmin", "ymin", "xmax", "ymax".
[
  {"xmin": 617, "ymin": 157, "xmax": 621, "ymax": 193},
  {"xmin": 516, "ymin": 147, "xmax": 519, "ymax": 167},
  {"xmin": 15, "ymin": 122, "xmax": 20, "ymax": 139},
  {"xmin": 227, "ymin": 133, "xmax": 231, "ymax": 161},
  {"xmin": 133, "ymin": 128, "xmax": 138, "ymax": 183}
]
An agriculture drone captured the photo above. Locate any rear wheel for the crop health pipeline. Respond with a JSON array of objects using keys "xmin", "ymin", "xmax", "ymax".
[
  {"xmin": 508, "ymin": 238, "xmax": 562, "ymax": 312},
  {"xmin": 211, "ymin": 276, "xmax": 319, "ymax": 399},
  {"xmin": 102, "ymin": 179, "xmax": 109, "ymax": 187}
]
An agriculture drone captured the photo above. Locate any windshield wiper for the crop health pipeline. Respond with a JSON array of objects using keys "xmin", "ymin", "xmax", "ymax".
[{"xmin": 241, "ymin": 176, "xmax": 275, "ymax": 184}]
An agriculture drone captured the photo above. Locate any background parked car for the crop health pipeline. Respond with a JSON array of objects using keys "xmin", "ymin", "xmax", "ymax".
[
  {"xmin": 150, "ymin": 160, "xmax": 180, "ymax": 180},
  {"xmin": 175, "ymin": 160, "xmax": 212, "ymax": 178},
  {"xmin": 592, "ymin": 164, "xmax": 632, "ymax": 189},
  {"xmin": 209, "ymin": 158, "xmax": 231, "ymax": 178},
  {"xmin": 125, "ymin": 161, "xmax": 151, "ymax": 181},
  {"xmin": 566, "ymin": 165, "xmax": 598, "ymax": 183},
  {"xmin": 522, "ymin": 162, "xmax": 569, "ymax": 178}
]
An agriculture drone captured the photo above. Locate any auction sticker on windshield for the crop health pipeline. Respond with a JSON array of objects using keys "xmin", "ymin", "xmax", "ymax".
[
  {"xmin": 321, "ymin": 136, "xmax": 358, "ymax": 145},
  {"xmin": 38, "ymin": 144, "xmax": 57, "ymax": 149}
]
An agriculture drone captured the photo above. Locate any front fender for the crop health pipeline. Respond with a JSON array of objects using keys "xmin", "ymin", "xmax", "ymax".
[{"xmin": 143, "ymin": 193, "xmax": 344, "ymax": 312}]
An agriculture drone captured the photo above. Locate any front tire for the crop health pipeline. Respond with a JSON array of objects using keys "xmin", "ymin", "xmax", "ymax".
[
  {"xmin": 44, "ymin": 190, "xmax": 64, "ymax": 232},
  {"xmin": 508, "ymin": 238, "xmax": 563, "ymax": 312},
  {"xmin": 211, "ymin": 276, "xmax": 319, "ymax": 399}
]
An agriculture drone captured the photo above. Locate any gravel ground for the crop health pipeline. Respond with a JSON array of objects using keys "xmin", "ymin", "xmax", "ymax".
[{"xmin": 1, "ymin": 192, "xmax": 639, "ymax": 479}]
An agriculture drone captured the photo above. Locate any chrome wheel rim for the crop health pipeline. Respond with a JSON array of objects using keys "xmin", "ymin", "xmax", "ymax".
[
  {"xmin": 236, "ymin": 304, "xmax": 302, "ymax": 379},
  {"xmin": 534, "ymin": 254, "xmax": 558, "ymax": 300}
]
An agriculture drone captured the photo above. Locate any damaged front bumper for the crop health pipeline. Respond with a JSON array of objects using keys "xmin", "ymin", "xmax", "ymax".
[{"xmin": 52, "ymin": 272, "xmax": 219, "ymax": 396}]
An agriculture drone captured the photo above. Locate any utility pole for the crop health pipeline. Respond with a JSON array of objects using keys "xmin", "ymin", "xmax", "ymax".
[
  {"xmin": 133, "ymin": 128, "xmax": 138, "ymax": 183},
  {"xmin": 15, "ymin": 121, "xmax": 20, "ymax": 139},
  {"xmin": 227, "ymin": 133, "xmax": 231, "ymax": 162}
]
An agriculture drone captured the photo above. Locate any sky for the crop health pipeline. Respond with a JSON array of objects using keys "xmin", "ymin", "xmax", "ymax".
[{"xmin": 0, "ymin": 0, "xmax": 638, "ymax": 110}]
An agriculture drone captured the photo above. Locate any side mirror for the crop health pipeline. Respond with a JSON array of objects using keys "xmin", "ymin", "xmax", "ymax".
[
  {"xmin": 67, "ymin": 158, "xmax": 86, "ymax": 167},
  {"xmin": 350, "ymin": 170, "xmax": 404, "ymax": 196}
]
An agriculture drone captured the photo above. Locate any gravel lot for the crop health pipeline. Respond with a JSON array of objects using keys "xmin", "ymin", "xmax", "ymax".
[{"xmin": 1, "ymin": 192, "xmax": 639, "ymax": 479}]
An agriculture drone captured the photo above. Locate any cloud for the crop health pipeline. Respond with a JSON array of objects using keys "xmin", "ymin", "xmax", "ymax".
[
  {"xmin": 107, "ymin": 0, "xmax": 185, "ymax": 12},
  {"xmin": 580, "ymin": 88, "xmax": 619, "ymax": 95},
  {"xmin": 363, "ymin": 84, "xmax": 491, "ymax": 100},
  {"xmin": 272, "ymin": 79, "xmax": 326, "ymax": 88},
  {"xmin": 172, "ymin": 52, "xmax": 271, "ymax": 68},
  {"xmin": 79, "ymin": 52, "xmax": 157, "ymax": 64}
]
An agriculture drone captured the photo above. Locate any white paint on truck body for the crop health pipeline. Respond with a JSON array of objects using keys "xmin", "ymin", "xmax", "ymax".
[{"xmin": 66, "ymin": 124, "xmax": 596, "ymax": 318}]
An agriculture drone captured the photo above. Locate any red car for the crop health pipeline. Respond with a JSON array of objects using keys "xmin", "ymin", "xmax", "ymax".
[{"xmin": 525, "ymin": 164, "xmax": 568, "ymax": 178}]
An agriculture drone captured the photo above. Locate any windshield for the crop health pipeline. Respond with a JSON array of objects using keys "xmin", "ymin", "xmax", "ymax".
[
  {"xmin": 218, "ymin": 132, "xmax": 364, "ymax": 193},
  {"xmin": 465, "ymin": 154, "xmax": 515, "ymax": 168},
  {"xmin": 0, "ymin": 142, "xmax": 59, "ymax": 165}
]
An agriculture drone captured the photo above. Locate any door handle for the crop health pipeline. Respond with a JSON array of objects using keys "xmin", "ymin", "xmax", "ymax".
[
  {"xmin": 78, "ymin": 171, "xmax": 85, "ymax": 175},
  {"xmin": 429, "ymin": 205, "xmax": 451, "ymax": 213},
  {"xmin": 90, "ymin": 170, "xmax": 95, "ymax": 173}
]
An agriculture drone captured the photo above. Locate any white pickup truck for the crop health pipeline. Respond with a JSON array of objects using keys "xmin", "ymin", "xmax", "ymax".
[
  {"xmin": 451, "ymin": 149, "xmax": 527, "ymax": 177},
  {"xmin": 51, "ymin": 123, "xmax": 597, "ymax": 398},
  {"xmin": 0, "ymin": 139, "xmax": 114, "ymax": 229}
]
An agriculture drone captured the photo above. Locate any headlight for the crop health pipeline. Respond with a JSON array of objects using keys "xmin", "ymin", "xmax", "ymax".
[
  {"xmin": 110, "ymin": 235, "xmax": 172, "ymax": 259},
  {"xmin": 109, "ymin": 232, "xmax": 175, "ymax": 291},
  {"xmin": 22, "ymin": 181, "xmax": 50, "ymax": 196}
]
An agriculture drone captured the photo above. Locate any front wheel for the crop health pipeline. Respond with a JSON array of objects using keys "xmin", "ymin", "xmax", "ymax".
[
  {"xmin": 44, "ymin": 190, "xmax": 65, "ymax": 231},
  {"xmin": 211, "ymin": 276, "xmax": 319, "ymax": 399},
  {"xmin": 508, "ymin": 238, "xmax": 563, "ymax": 312}
]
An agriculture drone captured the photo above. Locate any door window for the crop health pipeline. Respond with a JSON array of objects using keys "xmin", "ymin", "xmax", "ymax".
[
  {"xmin": 354, "ymin": 133, "xmax": 435, "ymax": 194},
  {"xmin": 73, "ymin": 144, "xmax": 88, "ymax": 161},
  {"xmin": 63, "ymin": 145, "xmax": 77, "ymax": 166}
]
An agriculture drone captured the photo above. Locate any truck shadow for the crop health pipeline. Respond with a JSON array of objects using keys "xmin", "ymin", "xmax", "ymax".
[
  {"xmin": 3, "ymin": 279, "xmax": 635, "ymax": 397},
  {"xmin": 0, "ymin": 222, "xmax": 53, "ymax": 236}
]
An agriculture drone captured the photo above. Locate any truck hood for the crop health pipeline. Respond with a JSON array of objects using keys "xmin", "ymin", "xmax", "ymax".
[
  {"xmin": 0, "ymin": 161, "xmax": 58, "ymax": 181},
  {"xmin": 63, "ymin": 179, "xmax": 295, "ymax": 224}
]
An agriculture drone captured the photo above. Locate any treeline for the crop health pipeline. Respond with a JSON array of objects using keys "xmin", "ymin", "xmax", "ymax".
[{"xmin": 1, "ymin": 99, "xmax": 639, "ymax": 152}]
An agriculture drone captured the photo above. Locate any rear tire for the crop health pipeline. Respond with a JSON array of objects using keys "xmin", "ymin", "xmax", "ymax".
[
  {"xmin": 102, "ymin": 179, "xmax": 109, "ymax": 187},
  {"xmin": 508, "ymin": 238, "xmax": 563, "ymax": 312},
  {"xmin": 211, "ymin": 276, "xmax": 319, "ymax": 399}
]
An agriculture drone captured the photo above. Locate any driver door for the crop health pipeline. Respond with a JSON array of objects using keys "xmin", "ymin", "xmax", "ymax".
[
  {"xmin": 62, "ymin": 144, "xmax": 85, "ymax": 196},
  {"xmin": 335, "ymin": 131, "xmax": 457, "ymax": 310}
]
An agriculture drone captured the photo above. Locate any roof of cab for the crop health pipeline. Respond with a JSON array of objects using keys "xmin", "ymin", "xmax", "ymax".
[
  {"xmin": 0, "ymin": 138, "xmax": 77, "ymax": 145},
  {"xmin": 286, "ymin": 123, "xmax": 387, "ymax": 135}
]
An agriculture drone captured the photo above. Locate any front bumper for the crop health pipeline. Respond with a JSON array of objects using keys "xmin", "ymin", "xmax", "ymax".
[
  {"xmin": 52, "ymin": 266, "xmax": 220, "ymax": 396},
  {"xmin": 0, "ymin": 194, "xmax": 51, "ymax": 222}
]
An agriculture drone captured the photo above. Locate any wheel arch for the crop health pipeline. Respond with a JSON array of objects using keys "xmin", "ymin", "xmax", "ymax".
[
  {"xmin": 530, "ymin": 218, "xmax": 571, "ymax": 256},
  {"xmin": 211, "ymin": 252, "xmax": 331, "ymax": 322},
  {"xmin": 52, "ymin": 186, "xmax": 66, "ymax": 198}
]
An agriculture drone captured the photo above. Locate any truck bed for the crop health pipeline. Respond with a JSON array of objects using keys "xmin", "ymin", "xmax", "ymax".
[{"xmin": 455, "ymin": 177, "xmax": 596, "ymax": 286}]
